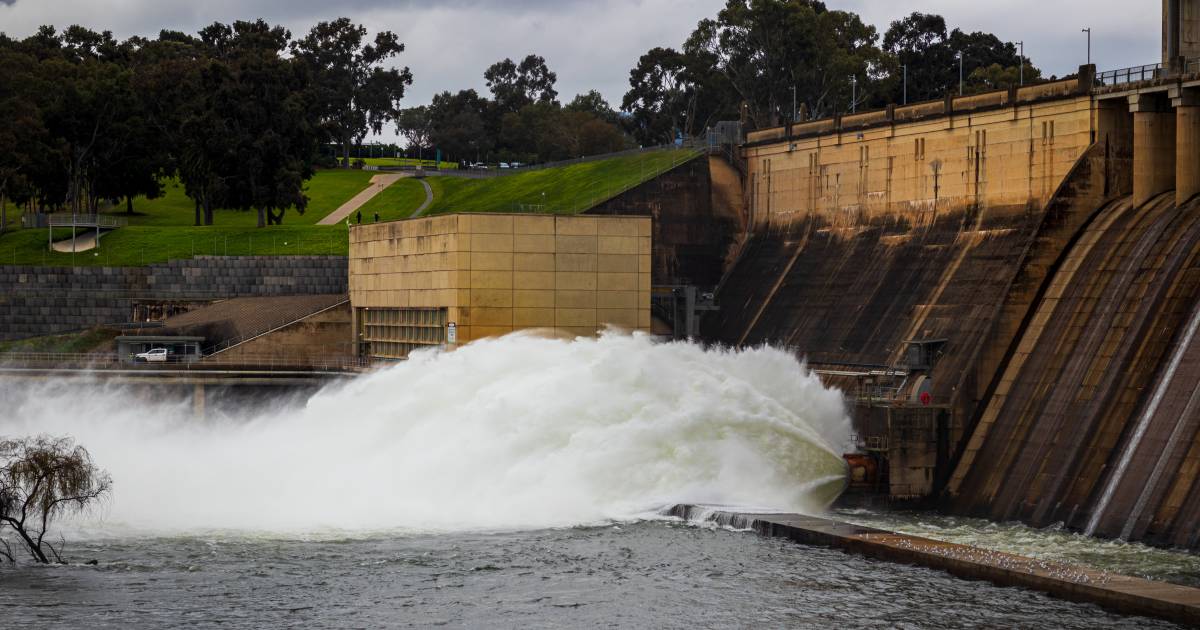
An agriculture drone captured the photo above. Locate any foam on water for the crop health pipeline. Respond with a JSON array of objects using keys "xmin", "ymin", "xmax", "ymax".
[{"xmin": 0, "ymin": 331, "xmax": 850, "ymax": 534}]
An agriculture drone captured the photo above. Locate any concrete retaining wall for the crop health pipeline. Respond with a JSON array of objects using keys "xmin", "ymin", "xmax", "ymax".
[{"xmin": 0, "ymin": 256, "xmax": 348, "ymax": 341}]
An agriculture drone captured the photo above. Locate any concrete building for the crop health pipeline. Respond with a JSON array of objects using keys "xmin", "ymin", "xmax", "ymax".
[{"xmin": 348, "ymin": 213, "xmax": 652, "ymax": 360}]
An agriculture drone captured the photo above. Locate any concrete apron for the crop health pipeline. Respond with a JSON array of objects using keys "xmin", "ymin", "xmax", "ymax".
[{"xmin": 667, "ymin": 505, "xmax": 1200, "ymax": 626}]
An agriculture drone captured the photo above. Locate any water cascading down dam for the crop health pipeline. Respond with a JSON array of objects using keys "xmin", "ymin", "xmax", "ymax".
[{"xmin": 700, "ymin": 4, "xmax": 1200, "ymax": 551}]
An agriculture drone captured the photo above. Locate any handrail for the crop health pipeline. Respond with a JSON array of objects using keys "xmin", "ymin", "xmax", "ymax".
[
  {"xmin": 0, "ymin": 351, "xmax": 368, "ymax": 373},
  {"xmin": 1095, "ymin": 63, "xmax": 1164, "ymax": 86},
  {"xmin": 203, "ymin": 299, "xmax": 350, "ymax": 356},
  {"xmin": 46, "ymin": 213, "xmax": 128, "ymax": 229}
]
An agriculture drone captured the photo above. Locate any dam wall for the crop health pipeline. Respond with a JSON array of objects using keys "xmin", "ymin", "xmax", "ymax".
[
  {"xmin": 0, "ymin": 256, "xmax": 348, "ymax": 341},
  {"xmin": 704, "ymin": 57, "xmax": 1200, "ymax": 548},
  {"xmin": 587, "ymin": 155, "xmax": 744, "ymax": 288},
  {"xmin": 947, "ymin": 194, "xmax": 1200, "ymax": 549},
  {"xmin": 706, "ymin": 77, "xmax": 1110, "ymax": 413}
]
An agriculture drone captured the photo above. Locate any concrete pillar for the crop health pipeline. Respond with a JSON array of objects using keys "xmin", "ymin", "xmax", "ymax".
[
  {"xmin": 1174, "ymin": 88, "xmax": 1200, "ymax": 205},
  {"xmin": 1131, "ymin": 94, "xmax": 1177, "ymax": 208}
]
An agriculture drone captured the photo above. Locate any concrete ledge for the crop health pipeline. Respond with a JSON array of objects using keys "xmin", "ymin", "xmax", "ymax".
[{"xmin": 668, "ymin": 505, "xmax": 1200, "ymax": 626}]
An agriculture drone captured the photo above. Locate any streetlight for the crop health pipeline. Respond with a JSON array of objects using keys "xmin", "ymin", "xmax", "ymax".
[
  {"xmin": 1016, "ymin": 41, "xmax": 1025, "ymax": 85},
  {"xmin": 1082, "ymin": 27, "xmax": 1092, "ymax": 65},
  {"xmin": 791, "ymin": 85, "xmax": 797, "ymax": 122},
  {"xmin": 902, "ymin": 65, "xmax": 908, "ymax": 105},
  {"xmin": 849, "ymin": 75, "xmax": 858, "ymax": 113},
  {"xmin": 957, "ymin": 50, "xmax": 964, "ymax": 96}
]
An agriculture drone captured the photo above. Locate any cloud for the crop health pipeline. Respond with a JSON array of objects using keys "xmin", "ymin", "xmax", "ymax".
[{"xmin": 0, "ymin": 0, "xmax": 1164, "ymax": 140}]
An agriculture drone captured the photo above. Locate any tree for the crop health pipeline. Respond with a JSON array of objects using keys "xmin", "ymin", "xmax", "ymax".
[
  {"xmin": 485, "ymin": 54, "xmax": 558, "ymax": 114},
  {"xmin": 566, "ymin": 90, "xmax": 616, "ymax": 120},
  {"xmin": 622, "ymin": 47, "xmax": 694, "ymax": 145},
  {"xmin": 291, "ymin": 18, "xmax": 412, "ymax": 168},
  {"xmin": 428, "ymin": 89, "xmax": 492, "ymax": 162},
  {"xmin": 883, "ymin": 13, "xmax": 1037, "ymax": 102},
  {"xmin": 686, "ymin": 0, "xmax": 887, "ymax": 125},
  {"xmin": 0, "ymin": 436, "xmax": 110, "ymax": 564},
  {"xmin": 396, "ymin": 106, "xmax": 433, "ymax": 155}
]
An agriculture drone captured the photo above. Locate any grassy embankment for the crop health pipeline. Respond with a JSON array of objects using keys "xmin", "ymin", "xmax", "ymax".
[
  {"xmin": 0, "ymin": 328, "xmax": 118, "ymax": 353},
  {"xmin": 359, "ymin": 157, "xmax": 457, "ymax": 169},
  {"xmin": 357, "ymin": 178, "xmax": 429, "ymax": 223},
  {"xmin": 0, "ymin": 149, "xmax": 699, "ymax": 266},
  {"xmin": 421, "ymin": 148, "xmax": 700, "ymax": 216}
]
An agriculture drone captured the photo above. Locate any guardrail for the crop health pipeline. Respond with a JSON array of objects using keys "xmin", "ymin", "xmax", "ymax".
[
  {"xmin": 202, "ymin": 299, "xmax": 350, "ymax": 357},
  {"xmin": 45, "ymin": 213, "xmax": 128, "ymax": 229},
  {"xmin": 1095, "ymin": 63, "xmax": 1164, "ymax": 86},
  {"xmin": 0, "ymin": 351, "xmax": 369, "ymax": 373}
]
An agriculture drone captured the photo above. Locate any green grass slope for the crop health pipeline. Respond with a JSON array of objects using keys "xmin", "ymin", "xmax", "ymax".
[
  {"xmin": 0, "ymin": 149, "xmax": 700, "ymax": 267},
  {"xmin": 357, "ymin": 178, "xmax": 429, "ymax": 222},
  {"xmin": 422, "ymin": 148, "xmax": 699, "ymax": 216}
]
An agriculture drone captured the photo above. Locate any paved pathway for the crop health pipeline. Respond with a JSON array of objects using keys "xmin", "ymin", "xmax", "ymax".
[
  {"xmin": 51, "ymin": 229, "xmax": 100, "ymax": 252},
  {"xmin": 317, "ymin": 173, "xmax": 405, "ymax": 225},
  {"xmin": 411, "ymin": 179, "xmax": 434, "ymax": 217}
]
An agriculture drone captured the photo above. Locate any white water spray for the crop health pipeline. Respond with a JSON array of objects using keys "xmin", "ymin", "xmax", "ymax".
[{"xmin": 0, "ymin": 332, "xmax": 850, "ymax": 534}]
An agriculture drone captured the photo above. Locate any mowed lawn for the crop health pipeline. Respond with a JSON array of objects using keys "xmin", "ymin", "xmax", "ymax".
[
  {"xmin": 357, "ymin": 178, "xmax": 429, "ymax": 222},
  {"xmin": 105, "ymin": 169, "xmax": 376, "ymax": 227},
  {"xmin": 422, "ymin": 149, "xmax": 700, "ymax": 216},
  {"xmin": 0, "ymin": 169, "xmax": 370, "ymax": 266},
  {"xmin": 0, "ymin": 150, "xmax": 700, "ymax": 267}
]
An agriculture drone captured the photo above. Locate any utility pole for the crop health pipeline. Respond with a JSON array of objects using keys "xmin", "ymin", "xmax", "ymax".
[
  {"xmin": 850, "ymin": 75, "xmax": 858, "ymax": 113},
  {"xmin": 1082, "ymin": 27, "xmax": 1092, "ymax": 65},
  {"xmin": 1017, "ymin": 41, "xmax": 1025, "ymax": 85},
  {"xmin": 791, "ymin": 85, "xmax": 797, "ymax": 122},
  {"xmin": 958, "ymin": 50, "xmax": 964, "ymax": 96},
  {"xmin": 903, "ymin": 65, "xmax": 908, "ymax": 104}
]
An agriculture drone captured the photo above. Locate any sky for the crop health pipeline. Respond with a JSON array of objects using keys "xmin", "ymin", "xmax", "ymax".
[{"xmin": 0, "ymin": 0, "xmax": 1163, "ymax": 141}]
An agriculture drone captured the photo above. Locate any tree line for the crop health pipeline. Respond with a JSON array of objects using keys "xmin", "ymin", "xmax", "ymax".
[
  {"xmin": 0, "ymin": 2, "xmax": 1042, "ymax": 229},
  {"xmin": 621, "ymin": 2, "xmax": 1044, "ymax": 146}
]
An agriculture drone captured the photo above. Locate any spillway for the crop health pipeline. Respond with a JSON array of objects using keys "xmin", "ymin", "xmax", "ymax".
[{"xmin": 949, "ymin": 194, "xmax": 1200, "ymax": 548}]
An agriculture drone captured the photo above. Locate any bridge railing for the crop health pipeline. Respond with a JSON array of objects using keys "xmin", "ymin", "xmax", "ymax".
[
  {"xmin": 0, "ymin": 351, "xmax": 368, "ymax": 373},
  {"xmin": 1095, "ymin": 63, "xmax": 1164, "ymax": 86},
  {"xmin": 45, "ymin": 213, "xmax": 128, "ymax": 229}
]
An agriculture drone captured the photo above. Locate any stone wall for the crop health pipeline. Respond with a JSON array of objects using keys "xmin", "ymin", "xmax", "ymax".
[{"xmin": 0, "ymin": 256, "xmax": 348, "ymax": 341}]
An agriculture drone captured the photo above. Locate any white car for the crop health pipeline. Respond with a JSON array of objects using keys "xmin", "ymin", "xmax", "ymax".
[{"xmin": 135, "ymin": 348, "xmax": 169, "ymax": 362}]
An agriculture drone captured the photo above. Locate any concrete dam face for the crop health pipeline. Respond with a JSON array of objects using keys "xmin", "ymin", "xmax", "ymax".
[
  {"xmin": 705, "ymin": 68, "xmax": 1200, "ymax": 549},
  {"xmin": 949, "ymin": 194, "xmax": 1200, "ymax": 548}
]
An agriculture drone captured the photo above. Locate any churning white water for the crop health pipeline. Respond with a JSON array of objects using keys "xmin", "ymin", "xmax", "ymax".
[{"xmin": 0, "ymin": 332, "xmax": 850, "ymax": 533}]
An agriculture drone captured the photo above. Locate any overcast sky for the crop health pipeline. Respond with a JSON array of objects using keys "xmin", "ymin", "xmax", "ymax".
[{"xmin": 0, "ymin": 0, "xmax": 1163, "ymax": 141}]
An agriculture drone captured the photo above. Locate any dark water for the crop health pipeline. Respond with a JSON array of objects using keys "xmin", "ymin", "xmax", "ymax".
[{"xmin": 0, "ymin": 521, "xmax": 1179, "ymax": 629}]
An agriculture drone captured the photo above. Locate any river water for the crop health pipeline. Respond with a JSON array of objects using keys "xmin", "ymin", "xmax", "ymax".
[
  {"xmin": 0, "ymin": 334, "xmax": 1192, "ymax": 627},
  {"xmin": 0, "ymin": 521, "xmax": 1180, "ymax": 629}
]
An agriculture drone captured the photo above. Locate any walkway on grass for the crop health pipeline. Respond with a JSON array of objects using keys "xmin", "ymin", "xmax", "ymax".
[
  {"xmin": 50, "ymin": 229, "xmax": 99, "ymax": 253},
  {"xmin": 317, "ymin": 173, "xmax": 405, "ymax": 225},
  {"xmin": 411, "ymin": 179, "xmax": 434, "ymax": 217}
]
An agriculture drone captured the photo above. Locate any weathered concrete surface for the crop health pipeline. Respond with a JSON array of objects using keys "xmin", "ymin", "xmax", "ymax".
[
  {"xmin": 210, "ymin": 301, "xmax": 353, "ymax": 363},
  {"xmin": 947, "ymin": 195, "xmax": 1200, "ymax": 549},
  {"xmin": 669, "ymin": 505, "xmax": 1200, "ymax": 626},
  {"xmin": 588, "ymin": 155, "xmax": 743, "ymax": 288}
]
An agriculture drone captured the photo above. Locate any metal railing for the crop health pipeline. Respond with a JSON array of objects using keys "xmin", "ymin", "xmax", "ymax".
[
  {"xmin": 0, "ymin": 351, "xmax": 368, "ymax": 373},
  {"xmin": 45, "ymin": 213, "xmax": 128, "ymax": 229},
  {"xmin": 1095, "ymin": 63, "xmax": 1164, "ymax": 86},
  {"xmin": 202, "ymin": 299, "xmax": 349, "ymax": 356}
]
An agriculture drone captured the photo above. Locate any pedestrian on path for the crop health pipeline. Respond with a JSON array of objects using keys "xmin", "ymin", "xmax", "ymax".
[{"xmin": 356, "ymin": 210, "xmax": 362, "ymax": 224}]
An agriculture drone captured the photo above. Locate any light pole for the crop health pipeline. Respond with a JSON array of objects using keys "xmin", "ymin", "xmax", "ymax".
[
  {"xmin": 1017, "ymin": 41, "xmax": 1025, "ymax": 85},
  {"xmin": 902, "ymin": 65, "xmax": 908, "ymax": 105},
  {"xmin": 1082, "ymin": 27, "xmax": 1092, "ymax": 65},
  {"xmin": 849, "ymin": 75, "xmax": 858, "ymax": 113},
  {"xmin": 957, "ymin": 50, "xmax": 964, "ymax": 96},
  {"xmin": 791, "ymin": 85, "xmax": 797, "ymax": 122}
]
